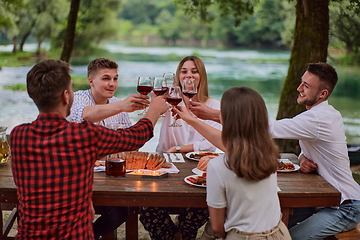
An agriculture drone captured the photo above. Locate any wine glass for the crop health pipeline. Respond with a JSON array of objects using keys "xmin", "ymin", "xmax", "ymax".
[
  {"xmin": 182, "ymin": 78, "xmax": 197, "ymax": 117},
  {"xmin": 153, "ymin": 77, "xmax": 168, "ymax": 117},
  {"xmin": 153, "ymin": 77, "xmax": 168, "ymax": 96},
  {"xmin": 166, "ymin": 86, "xmax": 183, "ymax": 127},
  {"xmin": 137, "ymin": 76, "xmax": 153, "ymax": 115},
  {"xmin": 163, "ymin": 72, "xmax": 175, "ymax": 88},
  {"xmin": 182, "ymin": 78, "xmax": 197, "ymax": 102}
]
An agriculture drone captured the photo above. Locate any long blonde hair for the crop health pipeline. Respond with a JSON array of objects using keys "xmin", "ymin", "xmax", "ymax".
[
  {"xmin": 175, "ymin": 56, "xmax": 209, "ymax": 103},
  {"xmin": 221, "ymin": 87, "xmax": 280, "ymax": 181}
]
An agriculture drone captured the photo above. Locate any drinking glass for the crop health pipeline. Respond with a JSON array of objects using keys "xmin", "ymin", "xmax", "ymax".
[
  {"xmin": 166, "ymin": 86, "xmax": 183, "ymax": 127},
  {"xmin": 153, "ymin": 77, "xmax": 168, "ymax": 96},
  {"xmin": 163, "ymin": 72, "xmax": 175, "ymax": 88},
  {"xmin": 137, "ymin": 77, "xmax": 153, "ymax": 115},
  {"xmin": 153, "ymin": 77, "xmax": 168, "ymax": 117},
  {"xmin": 182, "ymin": 78, "xmax": 197, "ymax": 102},
  {"xmin": 105, "ymin": 155, "xmax": 126, "ymax": 177},
  {"xmin": 182, "ymin": 78, "xmax": 197, "ymax": 117}
]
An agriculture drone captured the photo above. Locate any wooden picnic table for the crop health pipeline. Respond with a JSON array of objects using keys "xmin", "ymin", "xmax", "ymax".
[{"xmin": 0, "ymin": 153, "xmax": 341, "ymax": 240}]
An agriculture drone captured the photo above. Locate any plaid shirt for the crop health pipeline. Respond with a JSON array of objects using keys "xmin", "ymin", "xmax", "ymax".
[{"xmin": 10, "ymin": 113, "xmax": 153, "ymax": 240}]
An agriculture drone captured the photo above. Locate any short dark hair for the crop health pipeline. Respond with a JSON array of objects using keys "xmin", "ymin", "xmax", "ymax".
[
  {"xmin": 27, "ymin": 59, "xmax": 71, "ymax": 112},
  {"xmin": 87, "ymin": 58, "xmax": 118, "ymax": 77},
  {"xmin": 307, "ymin": 63, "xmax": 338, "ymax": 95}
]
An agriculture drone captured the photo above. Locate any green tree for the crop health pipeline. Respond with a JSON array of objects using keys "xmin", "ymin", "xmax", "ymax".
[
  {"xmin": 175, "ymin": 0, "xmax": 334, "ymax": 153},
  {"xmin": 119, "ymin": 0, "xmax": 160, "ymax": 25},
  {"xmin": 0, "ymin": 0, "xmax": 29, "ymax": 52},
  {"xmin": 275, "ymin": 0, "xmax": 330, "ymax": 153},
  {"xmin": 61, "ymin": 0, "xmax": 81, "ymax": 63},
  {"xmin": 330, "ymin": 1, "xmax": 360, "ymax": 54},
  {"xmin": 60, "ymin": 0, "xmax": 122, "ymax": 61},
  {"xmin": 30, "ymin": 0, "xmax": 69, "ymax": 54}
]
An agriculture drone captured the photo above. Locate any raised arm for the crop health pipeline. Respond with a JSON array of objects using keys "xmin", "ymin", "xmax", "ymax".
[
  {"xmin": 82, "ymin": 94, "xmax": 149, "ymax": 123},
  {"xmin": 144, "ymin": 94, "xmax": 168, "ymax": 127},
  {"xmin": 189, "ymin": 101, "xmax": 221, "ymax": 123},
  {"xmin": 174, "ymin": 106, "xmax": 225, "ymax": 151}
]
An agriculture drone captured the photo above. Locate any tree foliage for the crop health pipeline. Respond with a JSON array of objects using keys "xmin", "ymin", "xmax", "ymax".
[
  {"xmin": 0, "ymin": 0, "xmax": 28, "ymax": 39},
  {"xmin": 175, "ymin": 0, "xmax": 259, "ymax": 26},
  {"xmin": 330, "ymin": 1, "xmax": 360, "ymax": 54}
]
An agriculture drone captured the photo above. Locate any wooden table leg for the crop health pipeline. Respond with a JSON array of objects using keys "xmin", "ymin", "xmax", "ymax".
[
  {"xmin": 281, "ymin": 207, "xmax": 290, "ymax": 226},
  {"xmin": 126, "ymin": 207, "xmax": 139, "ymax": 240},
  {"xmin": 0, "ymin": 203, "xmax": 3, "ymax": 240}
]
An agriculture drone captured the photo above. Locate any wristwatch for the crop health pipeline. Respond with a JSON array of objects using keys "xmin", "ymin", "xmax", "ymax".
[{"xmin": 175, "ymin": 146, "xmax": 181, "ymax": 152}]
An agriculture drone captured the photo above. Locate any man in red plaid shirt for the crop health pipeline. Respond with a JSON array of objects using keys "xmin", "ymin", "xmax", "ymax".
[{"xmin": 10, "ymin": 59, "xmax": 167, "ymax": 239}]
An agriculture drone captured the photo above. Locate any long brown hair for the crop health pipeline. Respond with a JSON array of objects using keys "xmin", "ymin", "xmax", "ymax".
[
  {"xmin": 175, "ymin": 56, "xmax": 209, "ymax": 103},
  {"xmin": 221, "ymin": 87, "xmax": 280, "ymax": 181}
]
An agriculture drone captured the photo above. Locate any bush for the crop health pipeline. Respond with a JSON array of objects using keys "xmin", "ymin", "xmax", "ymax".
[{"xmin": 335, "ymin": 53, "xmax": 360, "ymax": 66}]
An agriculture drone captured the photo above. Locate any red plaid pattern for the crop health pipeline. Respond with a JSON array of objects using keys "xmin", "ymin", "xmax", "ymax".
[{"xmin": 10, "ymin": 113, "xmax": 153, "ymax": 240}]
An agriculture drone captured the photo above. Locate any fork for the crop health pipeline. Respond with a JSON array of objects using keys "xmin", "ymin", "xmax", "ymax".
[
  {"xmin": 172, "ymin": 153, "xmax": 180, "ymax": 161},
  {"xmin": 166, "ymin": 153, "xmax": 172, "ymax": 163}
]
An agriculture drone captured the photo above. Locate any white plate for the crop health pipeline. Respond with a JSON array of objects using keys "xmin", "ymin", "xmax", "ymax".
[
  {"xmin": 277, "ymin": 159, "xmax": 300, "ymax": 172},
  {"xmin": 185, "ymin": 151, "xmax": 220, "ymax": 161},
  {"xmin": 184, "ymin": 175, "xmax": 206, "ymax": 188},
  {"xmin": 192, "ymin": 168, "xmax": 205, "ymax": 175}
]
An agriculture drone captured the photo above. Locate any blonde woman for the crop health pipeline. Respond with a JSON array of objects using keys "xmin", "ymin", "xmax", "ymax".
[
  {"xmin": 156, "ymin": 55, "xmax": 222, "ymax": 153},
  {"xmin": 140, "ymin": 56, "xmax": 221, "ymax": 240}
]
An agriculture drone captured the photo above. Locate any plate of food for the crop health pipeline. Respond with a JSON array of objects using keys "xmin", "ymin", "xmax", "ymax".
[
  {"xmin": 277, "ymin": 159, "xmax": 300, "ymax": 172},
  {"xmin": 192, "ymin": 168, "xmax": 205, "ymax": 175},
  {"xmin": 185, "ymin": 151, "xmax": 220, "ymax": 161},
  {"xmin": 184, "ymin": 174, "xmax": 207, "ymax": 187}
]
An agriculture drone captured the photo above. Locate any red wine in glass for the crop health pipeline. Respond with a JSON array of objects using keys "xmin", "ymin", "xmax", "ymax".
[
  {"xmin": 137, "ymin": 85, "xmax": 153, "ymax": 95},
  {"xmin": 182, "ymin": 90, "xmax": 197, "ymax": 99},
  {"xmin": 137, "ymin": 76, "xmax": 153, "ymax": 115},
  {"xmin": 167, "ymin": 86, "xmax": 182, "ymax": 127},
  {"xmin": 166, "ymin": 97, "xmax": 182, "ymax": 106},
  {"xmin": 153, "ymin": 87, "xmax": 168, "ymax": 96}
]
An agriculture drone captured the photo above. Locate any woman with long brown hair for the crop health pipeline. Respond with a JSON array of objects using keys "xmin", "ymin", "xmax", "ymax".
[{"xmin": 176, "ymin": 86, "xmax": 291, "ymax": 240}]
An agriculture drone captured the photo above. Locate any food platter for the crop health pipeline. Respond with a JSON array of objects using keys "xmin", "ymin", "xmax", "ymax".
[
  {"xmin": 192, "ymin": 168, "xmax": 205, "ymax": 175},
  {"xmin": 277, "ymin": 159, "xmax": 300, "ymax": 173},
  {"xmin": 184, "ymin": 175, "xmax": 206, "ymax": 187},
  {"xmin": 185, "ymin": 151, "xmax": 220, "ymax": 161},
  {"xmin": 277, "ymin": 164, "xmax": 300, "ymax": 172}
]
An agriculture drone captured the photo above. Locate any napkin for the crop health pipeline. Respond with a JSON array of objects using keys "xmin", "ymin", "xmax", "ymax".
[
  {"xmin": 161, "ymin": 163, "xmax": 180, "ymax": 173},
  {"xmin": 94, "ymin": 166, "xmax": 106, "ymax": 172},
  {"xmin": 165, "ymin": 153, "xmax": 185, "ymax": 163}
]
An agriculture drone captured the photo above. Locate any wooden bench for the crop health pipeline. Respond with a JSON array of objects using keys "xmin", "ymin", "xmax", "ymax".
[
  {"xmin": 334, "ymin": 223, "xmax": 360, "ymax": 239},
  {"xmin": 324, "ymin": 224, "xmax": 360, "ymax": 240}
]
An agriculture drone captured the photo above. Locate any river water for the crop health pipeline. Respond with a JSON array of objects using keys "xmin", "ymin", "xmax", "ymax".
[{"xmin": 1, "ymin": 44, "xmax": 360, "ymax": 151}]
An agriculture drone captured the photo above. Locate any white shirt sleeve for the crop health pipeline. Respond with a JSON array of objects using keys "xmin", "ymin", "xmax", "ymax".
[
  {"xmin": 67, "ymin": 90, "xmax": 92, "ymax": 123},
  {"xmin": 269, "ymin": 110, "xmax": 319, "ymax": 141},
  {"xmin": 206, "ymin": 157, "xmax": 227, "ymax": 209}
]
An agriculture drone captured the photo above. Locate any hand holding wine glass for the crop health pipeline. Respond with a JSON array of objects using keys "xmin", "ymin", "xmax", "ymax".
[
  {"xmin": 137, "ymin": 77, "xmax": 153, "ymax": 115},
  {"xmin": 166, "ymin": 86, "xmax": 183, "ymax": 127}
]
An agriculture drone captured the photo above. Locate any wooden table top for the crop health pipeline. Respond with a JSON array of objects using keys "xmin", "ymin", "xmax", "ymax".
[{"xmin": 0, "ymin": 153, "xmax": 341, "ymax": 209}]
